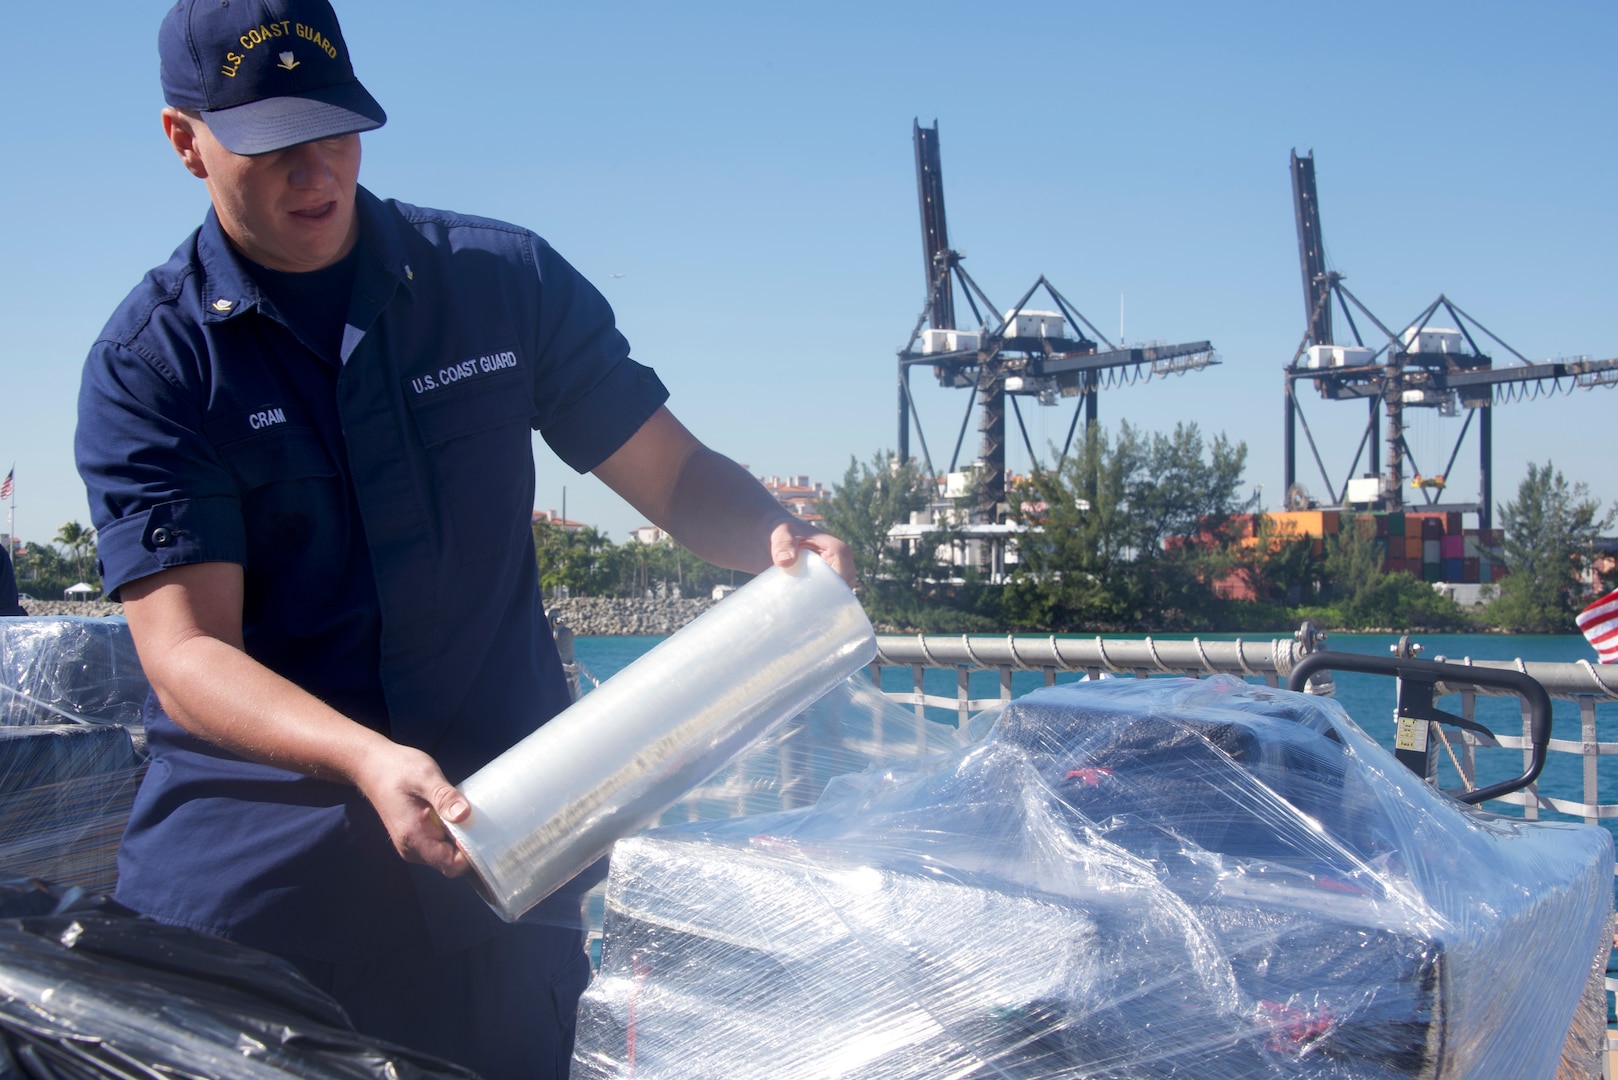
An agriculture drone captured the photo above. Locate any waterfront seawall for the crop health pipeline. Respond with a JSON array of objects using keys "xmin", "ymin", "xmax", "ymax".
[
  {"xmin": 15, "ymin": 598, "xmax": 716, "ymax": 636},
  {"xmin": 546, "ymin": 597, "xmax": 713, "ymax": 636},
  {"xmin": 16, "ymin": 600, "xmax": 124, "ymax": 618}
]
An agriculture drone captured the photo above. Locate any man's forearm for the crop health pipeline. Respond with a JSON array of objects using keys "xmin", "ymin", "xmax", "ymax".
[
  {"xmin": 139, "ymin": 628, "xmax": 388, "ymax": 783},
  {"xmin": 592, "ymin": 406, "xmax": 855, "ymax": 584},
  {"xmin": 658, "ymin": 446, "xmax": 797, "ymax": 573},
  {"xmin": 121, "ymin": 562, "xmax": 470, "ymax": 875}
]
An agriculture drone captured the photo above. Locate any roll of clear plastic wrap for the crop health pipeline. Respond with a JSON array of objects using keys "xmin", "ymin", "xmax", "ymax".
[{"xmin": 446, "ymin": 552, "xmax": 876, "ymax": 922}]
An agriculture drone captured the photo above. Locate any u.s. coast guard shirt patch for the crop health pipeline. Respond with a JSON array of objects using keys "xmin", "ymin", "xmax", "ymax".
[{"xmin": 407, "ymin": 348, "xmax": 521, "ymax": 397}]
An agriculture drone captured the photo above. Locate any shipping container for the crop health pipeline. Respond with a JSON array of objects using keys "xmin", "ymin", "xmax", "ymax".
[
  {"xmin": 1406, "ymin": 536, "xmax": 1424, "ymax": 560},
  {"xmin": 1440, "ymin": 535, "xmax": 1465, "ymax": 560},
  {"xmin": 1463, "ymin": 557, "xmax": 1480, "ymax": 584},
  {"xmin": 1268, "ymin": 510, "xmax": 1343, "ymax": 537},
  {"xmin": 1445, "ymin": 558, "xmax": 1464, "ymax": 581},
  {"xmin": 1423, "ymin": 563, "xmax": 1442, "ymax": 583},
  {"xmin": 1424, "ymin": 540, "xmax": 1442, "ymax": 564},
  {"xmin": 1386, "ymin": 513, "xmax": 1405, "ymax": 536}
]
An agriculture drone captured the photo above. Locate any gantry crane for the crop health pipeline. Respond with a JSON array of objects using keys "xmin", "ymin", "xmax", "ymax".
[
  {"xmin": 897, "ymin": 120, "xmax": 1219, "ymax": 522},
  {"xmin": 1283, "ymin": 150, "xmax": 1618, "ymax": 528}
]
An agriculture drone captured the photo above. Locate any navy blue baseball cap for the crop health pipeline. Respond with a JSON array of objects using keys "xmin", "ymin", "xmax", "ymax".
[{"xmin": 160, "ymin": 0, "xmax": 385, "ymax": 156}]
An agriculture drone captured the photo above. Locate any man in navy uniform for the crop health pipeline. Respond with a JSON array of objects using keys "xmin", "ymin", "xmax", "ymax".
[
  {"xmin": 0, "ymin": 545, "xmax": 24, "ymax": 617},
  {"xmin": 75, "ymin": 1, "xmax": 850, "ymax": 1076}
]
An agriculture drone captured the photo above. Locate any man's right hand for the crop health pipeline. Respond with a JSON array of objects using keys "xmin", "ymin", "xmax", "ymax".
[{"xmin": 349, "ymin": 743, "xmax": 471, "ymax": 878}]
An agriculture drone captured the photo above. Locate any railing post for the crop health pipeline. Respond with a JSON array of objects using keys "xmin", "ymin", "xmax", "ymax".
[
  {"xmin": 1521, "ymin": 697, "xmax": 1539, "ymax": 821},
  {"xmin": 957, "ymin": 665, "xmax": 970, "ymax": 728},
  {"xmin": 1582, "ymin": 698, "xmax": 1599, "ymax": 828}
]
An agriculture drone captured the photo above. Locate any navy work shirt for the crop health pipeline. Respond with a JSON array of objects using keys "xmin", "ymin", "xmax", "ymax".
[{"xmin": 76, "ymin": 188, "xmax": 668, "ymax": 959}]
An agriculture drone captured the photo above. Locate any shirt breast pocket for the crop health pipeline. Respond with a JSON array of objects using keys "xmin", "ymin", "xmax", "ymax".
[
  {"xmin": 216, "ymin": 430, "xmax": 342, "ymax": 578},
  {"xmin": 406, "ymin": 372, "xmax": 537, "ymax": 566}
]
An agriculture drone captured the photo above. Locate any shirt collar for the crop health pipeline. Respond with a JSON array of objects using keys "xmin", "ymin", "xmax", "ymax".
[{"xmin": 193, "ymin": 186, "xmax": 414, "ymax": 325}]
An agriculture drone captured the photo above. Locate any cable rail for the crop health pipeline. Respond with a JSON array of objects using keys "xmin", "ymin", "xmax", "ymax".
[{"xmin": 870, "ymin": 632, "xmax": 1618, "ymax": 822}]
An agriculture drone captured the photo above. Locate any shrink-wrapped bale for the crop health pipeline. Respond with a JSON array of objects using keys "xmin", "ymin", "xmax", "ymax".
[
  {"xmin": 0, "ymin": 618, "xmax": 149, "ymax": 891},
  {"xmin": 0, "ymin": 720, "xmax": 144, "ymax": 891},
  {"xmin": 575, "ymin": 676, "xmax": 1613, "ymax": 1080},
  {"xmin": 0, "ymin": 617, "xmax": 148, "ymax": 728}
]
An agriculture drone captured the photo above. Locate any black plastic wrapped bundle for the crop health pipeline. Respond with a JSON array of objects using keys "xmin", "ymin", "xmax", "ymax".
[{"xmin": 0, "ymin": 878, "xmax": 479, "ymax": 1079}]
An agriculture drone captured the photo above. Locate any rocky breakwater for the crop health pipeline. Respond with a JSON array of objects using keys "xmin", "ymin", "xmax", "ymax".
[
  {"xmin": 16, "ymin": 600, "xmax": 125, "ymax": 619},
  {"xmin": 546, "ymin": 597, "xmax": 714, "ymax": 637},
  {"xmin": 13, "ymin": 598, "xmax": 719, "ymax": 637}
]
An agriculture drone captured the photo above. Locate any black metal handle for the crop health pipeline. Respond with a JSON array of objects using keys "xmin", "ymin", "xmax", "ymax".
[{"xmin": 1286, "ymin": 652, "xmax": 1551, "ymax": 805}]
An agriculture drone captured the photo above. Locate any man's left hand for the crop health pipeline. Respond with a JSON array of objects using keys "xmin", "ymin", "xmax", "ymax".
[{"xmin": 768, "ymin": 519, "xmax": 855, "ymax": 587}]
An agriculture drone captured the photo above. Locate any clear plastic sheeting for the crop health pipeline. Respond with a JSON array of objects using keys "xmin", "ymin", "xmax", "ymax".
[
  {"xmin": 578, "ymin": 676, "xmax": 970, "ymax": 941},
  {"xmin": 0, "ymin": 617, "xmax": 149, "ymax": 728},
  {"xmin": 575, "ymin": 676, "xmax": 1614, "ymax": 1080},
  {"xmin": 0, "ymin": 618, "xmax": 149, "ymax": 892},
  {"xmin": 0, "ymin": 877, "xmax": 479, "ymax": 1079},
  {"xmin": 1554, "ymin": 916, "xmax": 1611, "ymax": 1080},
  {"xmin": 651, "ymin": 676, "xmax": 971, "ymax": 827}
]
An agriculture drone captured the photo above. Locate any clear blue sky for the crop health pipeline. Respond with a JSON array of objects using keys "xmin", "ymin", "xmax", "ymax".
[{"xmin": 2, "ymin": 1, "xmax": 1613, "ymax": 547}]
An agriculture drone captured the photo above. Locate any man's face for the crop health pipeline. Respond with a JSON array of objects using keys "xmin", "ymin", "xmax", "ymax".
[{"xmin": 164, "ymin": 110, "xmax": 361, "ymax": 273}]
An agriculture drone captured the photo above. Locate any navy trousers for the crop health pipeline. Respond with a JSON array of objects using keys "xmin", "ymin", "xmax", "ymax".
[{"xmin": 290, "ymin": 923, "xmax": 593, "ymax": 1079}]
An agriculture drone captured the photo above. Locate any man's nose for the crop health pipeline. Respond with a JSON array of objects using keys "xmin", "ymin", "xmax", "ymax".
[{"xmin": 286, "ymin": 142, "xmax": 337, "ymax": 188}]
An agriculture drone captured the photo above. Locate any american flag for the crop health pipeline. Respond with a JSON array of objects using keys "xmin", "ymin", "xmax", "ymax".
[
  {"xmin": 0, "ymin": 468, "xmax": 11, "ymax": 501},
  {"xmin": 1578, "ymin": 587, "xmax": 1618, "ymax": 664}
]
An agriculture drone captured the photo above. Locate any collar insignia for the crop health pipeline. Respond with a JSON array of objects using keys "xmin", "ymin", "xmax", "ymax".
[{"xmin": 212, "ymin": 298, "xmax": 235, "ymax": 312}]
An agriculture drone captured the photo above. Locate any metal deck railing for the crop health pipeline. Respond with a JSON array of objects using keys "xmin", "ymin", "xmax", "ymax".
[{"xmin": 869, "ymin": 632, "xmax": 1618, "ymax": 822}]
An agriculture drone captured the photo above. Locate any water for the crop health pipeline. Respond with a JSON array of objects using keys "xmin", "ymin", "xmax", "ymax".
[{"xmin": 571, "ymin": 632, "xmax": 1617, "ymax": 830}]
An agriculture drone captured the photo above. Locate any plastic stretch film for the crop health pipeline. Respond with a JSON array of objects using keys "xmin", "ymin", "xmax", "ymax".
[
  {"xmin": 0, "ymin": 617, "xmax": 149, "ymax": 729},
  {"xmin": 448, "ymin": 552, "xmax": 877, "ymax": 922},
  {"xmin": 0, "ymin": 619, "xmax": 149, "ymax": 892},
  {"xmin": 574, "ymin": 676, "xmax": 1614, "ymax": 1080}
]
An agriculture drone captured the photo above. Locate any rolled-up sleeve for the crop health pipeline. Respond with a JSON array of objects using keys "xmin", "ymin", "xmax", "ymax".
[
  {"xmin": 76, "ymin": 340, "xmax": 246, "ymax": 599},
  {"xmin": 525, "ymin": 236, "xmax": 669, "ymax": 474}
]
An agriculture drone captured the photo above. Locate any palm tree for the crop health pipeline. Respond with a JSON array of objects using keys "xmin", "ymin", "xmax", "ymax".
[{"xmin": 53, "ymin": 521, "xmax": 97, "ymax": 585}]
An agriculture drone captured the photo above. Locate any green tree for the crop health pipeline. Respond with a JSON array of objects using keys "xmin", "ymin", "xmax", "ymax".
[
  {"xmin": 597, "ymin": 537, "xmax": 739, "ymax": 599},
  {"xmin": 1011, "ymin": 421, "xmax": 1253, "ymax": 629},
  {"xmin": 1323, "ymin": 517, "xmax": 1384, "ymax": 608},
  {"xmin": 1486, "ymin": 462, "xmax": 1614, "ymax": 632},
  {"xmin": 52, "ymin": 522, "xmax": 97, "ymax": 588},
  {"xmin": 818, "ymin": 451, "xmax": 949, "ymax": 627},
  {"xmin": 533, "ymin": 520, "xmax": 613, "ymax": 597},
  {"xmin": 1319, "ymin": 518, "xmax": 1469, "ymax": 630},
  {"xmin": 819, "ymin": 452, "xmax": 934, "ymax": 587},
  {"xmin": 1221, "ymin": 514, "xmax": 1318, "ymax": 606},
  {"xmin": 13, "ymin": 542, "xmax": 74, "ymax": 601}
]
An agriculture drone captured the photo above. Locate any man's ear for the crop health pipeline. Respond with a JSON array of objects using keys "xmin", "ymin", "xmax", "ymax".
[{"xmin": 162, "ymin": 108, "xmax": 209, "ymax": 180}]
